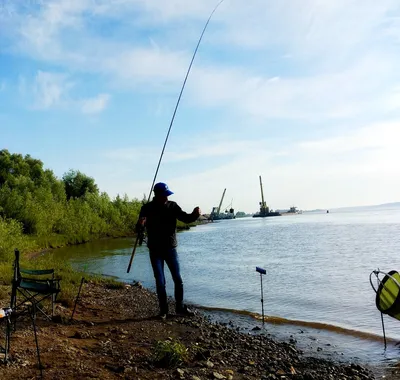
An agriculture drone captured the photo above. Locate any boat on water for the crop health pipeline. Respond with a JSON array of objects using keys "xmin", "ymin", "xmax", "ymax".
[
  {"xmin": 208, "ymin": 189, "xmax": 235, "ymax": 221},
  {"xmin": 280, "ymin": 206, "xmax": 302, "ymax": 215},
  {"xmin": 211, "ymin": 210, "xmax": 235, "ymax": 220},
  {"xmin": 253, "ymin": 210, "xmax": 281, "ymax": 218},
  {"xmin": 252, "ymin": 176, "xmax": 281, "ymax": 218}
]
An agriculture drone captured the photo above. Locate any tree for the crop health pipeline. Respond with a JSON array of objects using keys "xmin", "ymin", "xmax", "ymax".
[{"xmin": 62, "ymin": 170, "xmax": 99, "ymax": 200}]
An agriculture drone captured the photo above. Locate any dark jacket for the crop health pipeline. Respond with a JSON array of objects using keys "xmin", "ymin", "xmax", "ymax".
[{"xmin": 139, "ymin": 200, "xmax": 198, "ymax": 250}]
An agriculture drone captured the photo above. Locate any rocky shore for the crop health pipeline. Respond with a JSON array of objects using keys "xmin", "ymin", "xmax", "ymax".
[{"xmin": 0, "ymin": 282, "xmax": 389, "ymax": 379}]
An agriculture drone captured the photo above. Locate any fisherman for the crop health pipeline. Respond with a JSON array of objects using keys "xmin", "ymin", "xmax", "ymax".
[{"xmin": 137, "ymin": 182, "xmax": 201, "ymax": 319}]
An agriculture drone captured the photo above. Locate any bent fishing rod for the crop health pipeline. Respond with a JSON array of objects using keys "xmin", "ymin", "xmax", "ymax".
[{"xmin": 127, "ymin": 0, "xmax": 225, "ymax": 273}]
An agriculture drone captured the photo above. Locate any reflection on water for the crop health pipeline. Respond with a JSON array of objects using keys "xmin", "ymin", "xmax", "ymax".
[{"xmin": 53, "ymin": 208, "xmax": 400, "ymax": 368}]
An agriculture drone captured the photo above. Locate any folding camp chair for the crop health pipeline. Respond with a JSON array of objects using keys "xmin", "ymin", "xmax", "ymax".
[{"xmin": 10, "ymin": 249, "xmax": 61, "ymax": 321}]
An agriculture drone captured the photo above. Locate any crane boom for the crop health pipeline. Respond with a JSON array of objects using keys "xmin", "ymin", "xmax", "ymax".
[
  {"xmin": 217, "ymin": 188, "xmax": 226, "ymax": 215},
  {"xmin": 253, "ymin": 175, "xmax": 280, "ymax": 218},
  {"xmin": 259, "ymin": 176, "xmax": 265, "ymax": 206},
  {"xmin": 259, "ymin": 176, "xmax": 268, "ymax": 214}
]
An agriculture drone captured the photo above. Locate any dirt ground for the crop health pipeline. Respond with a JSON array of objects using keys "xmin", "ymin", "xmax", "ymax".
[{"xmin": 0, "ymin": 282, "xmax": 388, "ymax": 379}]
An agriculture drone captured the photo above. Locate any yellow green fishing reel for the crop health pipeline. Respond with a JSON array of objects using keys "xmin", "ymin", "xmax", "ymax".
[
  {"xmin": 370, "ymin": 269, "xmax": 400, "ymax": 347},
  {"xmin": 370, "ymin": 270, "xmax": 400, "ymax": 320}
]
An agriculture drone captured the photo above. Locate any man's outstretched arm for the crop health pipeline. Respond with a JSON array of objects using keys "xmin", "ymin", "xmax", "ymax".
[{"xmin": 176, "ymin": 205, "xmax": 201, "ymax": 224}]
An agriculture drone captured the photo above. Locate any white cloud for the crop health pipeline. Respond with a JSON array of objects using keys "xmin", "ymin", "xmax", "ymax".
[
  {"xmin": 105, "ymin": 138, "xmax": 278, "ymax": 164},
  {"xmin": 81, "ymin": 93, "xmax": 110, "ymax": 114},
  {"xmin": 186, "ymin": 51, "xmax": 399, "ymax": 120},
  {"xmin": 11, "ymin": 0, "xmax": 400, "ymax": 65},
  {"xmin": 216, "ymin": 0, "xmax": 399, "ymax": 57},
  {"xmin": 298, "ymin": 122, "xmax": 400, "ymax": 153},
  {"xmin": 23, "ymin": 49, "xmax": 396, "ymax": 121},
  {"xmin": 8, "ymin": 0, "xmax": 400, "ymax": 123},
  {"xmin": 294, "ymin": 122, "xmax": 400, "ymax": 180},
  {"xmin": 89, "ymin": 0, "xmax": 220, "ymax": 22},
  {"xmin": 68, "ymin": 0, "xmax": 400, "ymax": 63},
  {"xmin": 32, "ymin": 70, "xmax": 73, "ymax": 109},
  {"xmin": 104, "ymin": 48, "xmax": 188, "ymax": 87},
  {"xmin": 20, "ymin": 71, "xmax": 109, "ymax": 114}
]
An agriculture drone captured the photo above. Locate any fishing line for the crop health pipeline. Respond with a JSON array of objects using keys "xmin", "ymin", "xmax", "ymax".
[{"xmin": 127, "ymin": 0, "xmax": 225, "ymax": 273}]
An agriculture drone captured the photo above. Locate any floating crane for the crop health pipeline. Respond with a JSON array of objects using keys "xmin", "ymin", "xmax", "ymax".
[
  {"xmin": 253, "ymin": 176, "xmax": 281, "ymax": 218},
  {"xmin": 209, "ymin": 189, "xmax": 235, "ymax": 221}
]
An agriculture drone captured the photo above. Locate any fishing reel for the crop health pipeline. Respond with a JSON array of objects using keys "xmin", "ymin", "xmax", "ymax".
[
  {"xmin": 136, "ymin": 225, "xmax": 146, "ymax": 246},
  {"xmin": 138, "ymin": 230, "xmax": 146, "ymax": 246},
  {"xmin": 370, "ymin": 268, "xmax": 400, "ymax": 347}
]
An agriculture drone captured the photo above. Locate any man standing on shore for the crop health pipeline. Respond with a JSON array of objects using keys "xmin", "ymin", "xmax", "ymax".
[{"xmin": 137, "ymin": 182, "xmax": 201, "ymax": 318}]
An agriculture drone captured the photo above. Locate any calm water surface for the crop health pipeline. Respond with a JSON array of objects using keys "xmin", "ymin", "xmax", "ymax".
[{"xmin": 53, "ymin": 208, "xmax": 400, "ymax": 368}]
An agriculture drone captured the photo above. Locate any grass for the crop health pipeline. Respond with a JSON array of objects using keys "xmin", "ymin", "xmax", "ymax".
[
  {"xmin": 152, "ymin": 339, "xmax": 189, "ymax": 368},
  {"xmin": 28, "ymin": 233, "xmax": 76, "ymax": 249}
]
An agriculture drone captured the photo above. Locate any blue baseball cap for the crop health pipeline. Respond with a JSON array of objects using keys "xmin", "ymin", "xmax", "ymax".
[{"xmin": 153, "ymin": 182, "xmax": 174, "ymax": 196}]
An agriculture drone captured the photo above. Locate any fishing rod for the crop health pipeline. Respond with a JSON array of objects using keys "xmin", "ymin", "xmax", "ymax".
[{"xmin": 127, "ymin": 0, "xmax": 225, "ymax": 273}]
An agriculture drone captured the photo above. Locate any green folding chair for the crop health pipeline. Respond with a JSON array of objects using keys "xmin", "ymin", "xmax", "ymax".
[{"xmin": 10, "ymin": 249, "xmax": 61, "ymax": 321}]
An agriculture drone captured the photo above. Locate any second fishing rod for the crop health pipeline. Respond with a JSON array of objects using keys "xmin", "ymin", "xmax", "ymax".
[{"xmin": 126, "ymin": 0, "xmax": 225, "ymax": 273}]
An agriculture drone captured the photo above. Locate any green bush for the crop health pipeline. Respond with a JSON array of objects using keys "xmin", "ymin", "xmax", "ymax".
[
  {"xmin": 0, "ymin": 150, "xmax": 143, "ymax": 247},
  {"xmin": 0, "ymin": 217, "xmax": 32, "ymax": 260},
  {"xmin": 153, "ymin": 339, "xmax": 189, "ymax": 368}
]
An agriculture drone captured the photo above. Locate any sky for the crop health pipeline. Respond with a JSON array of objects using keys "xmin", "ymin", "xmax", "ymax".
[{"xmin": 1, "ymin": 0, "xmax": 400, "ymax": 214}]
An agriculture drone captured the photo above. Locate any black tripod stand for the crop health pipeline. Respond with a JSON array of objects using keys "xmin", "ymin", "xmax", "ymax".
[{"xmin": 256, "ymin": 267, "xmax": 267, "ymax": 325}]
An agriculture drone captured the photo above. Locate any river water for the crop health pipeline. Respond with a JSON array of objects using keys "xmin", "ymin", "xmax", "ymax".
[{"xmin": 53, "ymin": 208, "xmax": 400, "ymax": 372}]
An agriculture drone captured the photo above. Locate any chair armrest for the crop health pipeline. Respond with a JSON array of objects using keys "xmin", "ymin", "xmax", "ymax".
[
  {"xmin": 20, "ymin": 268, "xmax": 55, "ymax": 276},
  {"xmin": 20, "ymin": 277, "xmax": 61, "ymax": 292}
]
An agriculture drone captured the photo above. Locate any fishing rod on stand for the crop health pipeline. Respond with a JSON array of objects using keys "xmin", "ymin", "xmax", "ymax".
[
  {"xmin": 256, "ymin": 266, "xmax": 267, "ymax": 325},
  {"xmin": 127, "ymin": 0, "xmax": 225, "ymax": 273}
]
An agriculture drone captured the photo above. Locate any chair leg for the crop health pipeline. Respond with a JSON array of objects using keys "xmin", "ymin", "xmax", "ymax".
[
  {"xmin": 10, "ymin": 283, "xmax": 17, "ymax": 331},
  {"xmin": 52, "ymin": 293, "xmax": 56, "ymax": 317},
  {"xmin": 4, "ymin": 316, "xmax": 11, "ymax": 363},
  {"xmin": 10, "ymin": 287, "xmax": 16, "ymax": 311},
  {"xmin": 71, "ymin": 277, "xmax": 85, "ymax": 322},
  {"xmin": 29, "ymin": 305, "xmax": 43, "ymax": 378}
]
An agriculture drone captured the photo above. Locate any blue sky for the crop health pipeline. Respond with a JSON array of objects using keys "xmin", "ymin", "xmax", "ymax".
[{"xmin": 1, "ymin": 0, "xmax": 400, "ymax": 213}]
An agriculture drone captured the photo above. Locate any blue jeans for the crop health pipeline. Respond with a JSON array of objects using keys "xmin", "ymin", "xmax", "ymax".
[{"xmin": 149, "ymin": 248, "xmax": 183, "ymax": 314}]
